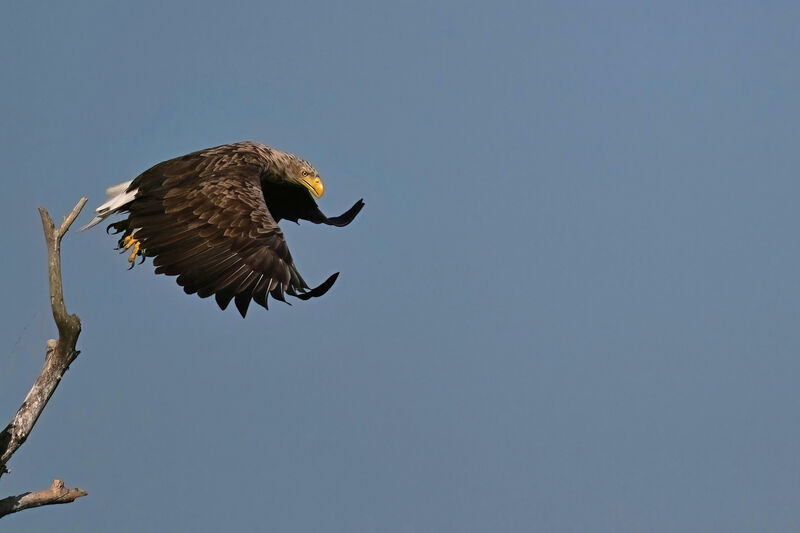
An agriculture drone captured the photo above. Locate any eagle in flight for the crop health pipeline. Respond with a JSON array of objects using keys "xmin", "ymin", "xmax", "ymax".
[{"xmin": 83, "ymin": 142, "xmax": 364, "ymax": 317}]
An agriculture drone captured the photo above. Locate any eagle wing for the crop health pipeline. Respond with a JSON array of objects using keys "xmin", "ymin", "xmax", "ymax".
[{"xmin": 126, "ymin": 150, "xmax": 335, "ymax": 317}]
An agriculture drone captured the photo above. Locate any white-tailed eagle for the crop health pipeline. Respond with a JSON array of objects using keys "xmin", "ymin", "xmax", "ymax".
[{"xmin": 83, "ymin": 141, "xmax": 364, "ymax": 317}]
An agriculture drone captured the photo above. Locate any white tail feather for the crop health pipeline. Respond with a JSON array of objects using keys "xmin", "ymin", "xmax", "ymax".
[
  {"xmin": 104, "ymin": 181, "xmax": 132, "ymax": 198},
  {"xmin": 81, "ymin": 180, "xmax": 137, "ymax": 230}
]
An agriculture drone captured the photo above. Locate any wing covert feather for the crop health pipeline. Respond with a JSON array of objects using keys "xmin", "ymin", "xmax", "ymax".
[{"xmin": 126, "ymin": 148, "xmax": 317, "ymax": 316}]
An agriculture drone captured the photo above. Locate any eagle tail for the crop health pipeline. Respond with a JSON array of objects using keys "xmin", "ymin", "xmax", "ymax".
[{"xmin": 81, "ymin": 180, "xmax": 137, "ymax": 230}]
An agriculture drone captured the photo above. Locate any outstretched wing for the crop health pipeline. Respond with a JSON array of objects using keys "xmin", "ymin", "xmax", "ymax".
[
  {"xmin": 260, "ymin": 179, "xmax": 365, "ymax": 227},
  {"xmin": 301, "ymin": 198, "xmax": 365, "ymax": 227},
  {"xmin": 126, "ymin": 149, "xmax": 335, "ymax": 317}
]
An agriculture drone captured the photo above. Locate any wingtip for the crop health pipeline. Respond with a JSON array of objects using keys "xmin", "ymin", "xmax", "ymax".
[
  {"xmin": 289, "ymin": 272, "xmax": 339, "ymax": 300},
  {"xmin": 325, "ymin": 199, "xmax": 365, "ymax": 227}
]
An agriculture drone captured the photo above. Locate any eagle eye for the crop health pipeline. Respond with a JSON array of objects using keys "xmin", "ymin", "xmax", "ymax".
[{"xmin": 302, "ymin": 170, "xmax": 309, "ymax": 176}]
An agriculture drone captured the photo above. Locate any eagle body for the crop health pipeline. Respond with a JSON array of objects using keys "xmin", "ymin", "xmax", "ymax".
[{"xmin": 84, "ymin": 142, "xmax": 364, "ymax": 317}]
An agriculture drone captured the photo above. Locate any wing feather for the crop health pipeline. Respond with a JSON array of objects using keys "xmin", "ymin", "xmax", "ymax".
[{"xmin": 125, "ymin": 144, "xmax": 330, "ymax": 316}]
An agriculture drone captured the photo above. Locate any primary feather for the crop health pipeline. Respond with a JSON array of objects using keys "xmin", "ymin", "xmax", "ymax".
[{"xmin": 84, "ymin": 141, "xmax": 364, "ymax": 317}]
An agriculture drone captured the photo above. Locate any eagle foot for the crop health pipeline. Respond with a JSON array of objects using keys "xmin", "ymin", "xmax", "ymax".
[{"xmin": 121, "ymin": 234, "xmax": 142, "ymax": 268}]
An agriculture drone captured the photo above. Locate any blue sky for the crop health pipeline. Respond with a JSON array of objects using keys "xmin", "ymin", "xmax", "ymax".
[{"xmin": 1, "ymin": 1, "xmax": 800, "ymax": 531}]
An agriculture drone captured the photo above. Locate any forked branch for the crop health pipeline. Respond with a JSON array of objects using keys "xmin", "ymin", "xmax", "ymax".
[{"xmin": 0, "ymin": 198, "xmax": 89, "ymax": 518}]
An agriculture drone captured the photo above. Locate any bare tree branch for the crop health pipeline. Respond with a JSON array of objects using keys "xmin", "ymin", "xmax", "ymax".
[
  {"xmin": 0, "ymin": 198, "xmax": 89, "ymax": 516},
  {"xmin": 0, "ymin": 479, "xmax": 87, "ymax": 518}
]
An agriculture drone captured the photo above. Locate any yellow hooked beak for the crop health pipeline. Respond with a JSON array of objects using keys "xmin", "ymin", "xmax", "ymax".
[{"xmin": 302, "ymin": 175, "xmax": 325, "ymax": 198}]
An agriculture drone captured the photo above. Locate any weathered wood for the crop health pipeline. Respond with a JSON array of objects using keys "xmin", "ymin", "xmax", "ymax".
[
  {"xmin": 0, "ymin": 480, "xmax": 87, "ymax": 517},
  {"xmin": 0, "ymin": 199, "xmax": 89, "ymax": 517}
]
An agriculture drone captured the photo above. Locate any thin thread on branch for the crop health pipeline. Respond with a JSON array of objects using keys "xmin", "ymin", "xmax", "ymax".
[{"xmin": 0, "ymin": 198, "xmax": 89, "ymax": 518}]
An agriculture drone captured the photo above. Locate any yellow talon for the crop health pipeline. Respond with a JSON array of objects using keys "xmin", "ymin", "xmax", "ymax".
[{"xmin": 122, "ymin": 234, "xmax": 141, "ymax": 264}]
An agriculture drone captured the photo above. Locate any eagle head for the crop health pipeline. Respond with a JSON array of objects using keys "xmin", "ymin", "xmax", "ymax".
[{"xmin": 286, "ymin": 156, "xmax": 324, "ymax": 198}]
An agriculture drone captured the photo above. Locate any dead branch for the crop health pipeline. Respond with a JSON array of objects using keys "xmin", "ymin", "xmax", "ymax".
[
  {"xmin": 0, "ymin": 198, "xmax": 89, "ymax": 518},
  {"xmin": 0, "ymin": 480, "xmax": 87, "ymax": 517}
]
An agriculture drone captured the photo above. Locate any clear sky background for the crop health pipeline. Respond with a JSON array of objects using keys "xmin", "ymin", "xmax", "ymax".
[{"xmin": 1, "ymin": 2, "xmax": 799, "ymax": 531}]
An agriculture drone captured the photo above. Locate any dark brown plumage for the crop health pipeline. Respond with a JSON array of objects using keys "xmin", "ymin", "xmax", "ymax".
[{"xmin": 83, "ymin": 141, "xmax": 364, "ymax": 317}]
